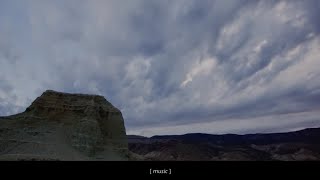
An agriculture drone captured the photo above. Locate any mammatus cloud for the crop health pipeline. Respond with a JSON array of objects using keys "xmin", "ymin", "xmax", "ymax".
[{"xmin": 1, "ymin": 0, "xmax": 320, "ymax": 135}]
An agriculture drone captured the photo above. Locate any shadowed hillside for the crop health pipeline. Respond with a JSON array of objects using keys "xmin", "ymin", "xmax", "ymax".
[{"xmin": 128, "ymin": 128, "xmax": 320, "ymax": 161}]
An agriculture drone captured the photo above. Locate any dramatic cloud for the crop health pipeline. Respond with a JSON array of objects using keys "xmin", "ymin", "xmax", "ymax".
[{"xmin": 1, "ymin": 0, "xmax": 320, "ymax": 135}]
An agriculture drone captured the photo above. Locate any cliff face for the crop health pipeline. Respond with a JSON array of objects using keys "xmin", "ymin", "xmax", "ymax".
[{"xmin": 0, "ymin": 90, "xmax": 128, "ymax": 161}]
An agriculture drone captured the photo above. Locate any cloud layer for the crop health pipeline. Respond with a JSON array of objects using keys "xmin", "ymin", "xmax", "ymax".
[{"xmin": 1, "ymin": 0, "xmax": 320, "ymax": 135}]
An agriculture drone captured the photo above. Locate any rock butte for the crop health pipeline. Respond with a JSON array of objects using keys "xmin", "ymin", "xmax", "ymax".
[{"xmin": 0, "ymin": 90, "xmax": 128, "ymax": 161}]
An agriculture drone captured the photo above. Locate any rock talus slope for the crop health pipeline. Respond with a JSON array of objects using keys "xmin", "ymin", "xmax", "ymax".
[{"xmin": 0, "ymin": 90, "xmax": 128, "ymax": 161}]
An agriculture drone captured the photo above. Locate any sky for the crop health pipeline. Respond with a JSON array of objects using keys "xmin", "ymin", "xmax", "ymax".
[{"xmin": 0, "ymin": 0, "xmax": 320, "ymax": 137}]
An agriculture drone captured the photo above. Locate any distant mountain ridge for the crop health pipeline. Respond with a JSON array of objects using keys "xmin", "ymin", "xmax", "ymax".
[
  {"xmin": 129, "ymin": 127, "xmax": 320, "ymax": 144},
  {"xmin": 128, "ymin": 127, "xmax": 320, "ymax": 161}
]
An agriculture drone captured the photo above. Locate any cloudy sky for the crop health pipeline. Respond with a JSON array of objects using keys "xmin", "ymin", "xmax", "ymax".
[{"xmin": 0, "ymin": 0, "xmax": 320, "ymax": 136}]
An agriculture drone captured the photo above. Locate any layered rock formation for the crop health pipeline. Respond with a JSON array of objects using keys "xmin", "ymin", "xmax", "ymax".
[{"xmin": 0, "ymin": 90, "xmax": 128, "ymax": 161}]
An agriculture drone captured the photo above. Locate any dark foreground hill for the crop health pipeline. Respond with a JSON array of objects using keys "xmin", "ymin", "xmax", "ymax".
[
  {"xmin": 0, "ymin": 90, "xmax": 128, "ymax": 161},
  {"xmin": 128, "ymin": 128, "xmax": 320, "ymax": 161}
]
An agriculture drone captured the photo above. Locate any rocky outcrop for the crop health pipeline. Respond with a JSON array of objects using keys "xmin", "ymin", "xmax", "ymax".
[{"xmin": 0, "ymin": 90, "xmax": 128, "ymax": 161}]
